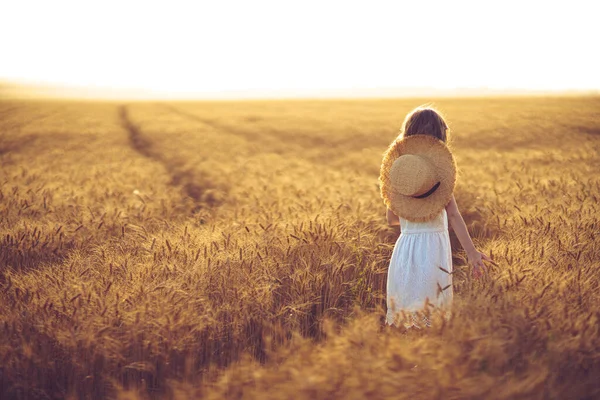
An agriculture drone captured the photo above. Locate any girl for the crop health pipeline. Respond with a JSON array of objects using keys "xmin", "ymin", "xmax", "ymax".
[{"xmin": 379, "ymin": 106, "xmax": 490, "ymax": 328}]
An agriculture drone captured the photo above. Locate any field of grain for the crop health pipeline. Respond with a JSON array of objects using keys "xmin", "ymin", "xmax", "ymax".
[{"xmin": 1, "ymin": 96, "xmax": 599, "ymax": 399}]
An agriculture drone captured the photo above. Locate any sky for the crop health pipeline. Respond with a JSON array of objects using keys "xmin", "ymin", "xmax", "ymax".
[{"xmin": 1, "ymin": 0, "xmax": 598, "ymax": 98}]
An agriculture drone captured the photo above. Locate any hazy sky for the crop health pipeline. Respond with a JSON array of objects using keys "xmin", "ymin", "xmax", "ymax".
[{"xmin": 1, "ymin": 0, "xmax": 598, "ymax": 96}]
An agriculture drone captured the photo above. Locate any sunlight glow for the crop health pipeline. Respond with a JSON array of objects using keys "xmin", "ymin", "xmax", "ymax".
[{"xmin": 1, "ymin": 0, "xmax": 598, "ymax": 98}]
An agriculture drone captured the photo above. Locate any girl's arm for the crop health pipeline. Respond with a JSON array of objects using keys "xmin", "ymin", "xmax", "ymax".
[
  {"xmin": 386, "ymin": 208, "xmax": 400, "ymax": 226},
  {"xmin": 445, "ymin": 194, "xmax": 491, "ymax": 277}
]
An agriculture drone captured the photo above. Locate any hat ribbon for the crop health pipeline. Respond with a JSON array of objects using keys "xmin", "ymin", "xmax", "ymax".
[{"xmin": 412, "ymin": 181, "xmax": 441, "ymax": 199}]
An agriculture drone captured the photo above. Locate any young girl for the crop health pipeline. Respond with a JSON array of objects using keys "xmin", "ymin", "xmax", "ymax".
[{"xmin": 379, "ymin": 106, "xmax": 490, "ymax": 328}]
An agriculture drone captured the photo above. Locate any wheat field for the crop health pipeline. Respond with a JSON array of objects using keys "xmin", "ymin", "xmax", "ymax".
[{"xmin": 1, "ymin": 96, "xmax": 599, "ymax": 399}]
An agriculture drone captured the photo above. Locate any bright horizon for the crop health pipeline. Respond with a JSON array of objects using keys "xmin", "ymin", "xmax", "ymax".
[{"xmin": 1, "ymin": 0, "xmax": 599, "ymax": 99}]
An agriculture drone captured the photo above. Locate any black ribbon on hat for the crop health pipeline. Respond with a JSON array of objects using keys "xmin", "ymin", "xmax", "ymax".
[{"xmin": 412, "ymin": 181, "xmax": 441, "ymax": 199}]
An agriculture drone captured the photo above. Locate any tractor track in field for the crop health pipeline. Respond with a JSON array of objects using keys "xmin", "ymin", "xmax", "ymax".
[
  {"xmin": 159, "ymin": 103, "xmax": 285, "ymax": 147},
  {"xmin": 0, "ymin": 106, "xmax": 66, "ymax": 159},
  {"xmin": 160, "ymin": 103, "xmax": 249, "ymax": 136},
  {"xmin": 118, "ymin": 105, "xmax": 222, "ymax": 211},
  {"xmin": 0, "ymin": 105, "xmax": 23, "ymax": 119},
  {"xmin": 160, "ymin": 104, "xmax": 227, "ymax": 131},
  {"xmin": 0, "ymin": 105, "xmax": 65, "ymax": 131},
  {"xmin": 119, "ymin": 105, "xmax": 155, "ymax": 159},
  {"xmin": 157, "ymin": 104, "xmax": 375, "ymax": 172},
  {"xmin": 0, "ymin": 134, "xmax": 39, "ymax": 158},
  {"xmin": 159, "ymin": 103, "xmax": 364, "ymax": 154}
]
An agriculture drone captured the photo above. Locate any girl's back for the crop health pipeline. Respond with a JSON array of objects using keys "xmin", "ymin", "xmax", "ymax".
[
  {"xmin": 399, "ymin": 208, "xmax": 447, "ymax": 234},
  {"xmin": 387, "ymin": 209, "xmax": 452, "ymax": 327}
]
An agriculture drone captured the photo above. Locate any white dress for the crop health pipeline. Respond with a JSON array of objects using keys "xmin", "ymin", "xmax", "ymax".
[{"xmin": 386, "ymin": 209, "xmax": 453, "ymax": 326}]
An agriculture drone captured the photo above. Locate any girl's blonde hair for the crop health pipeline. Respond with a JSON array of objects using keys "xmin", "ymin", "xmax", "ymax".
[{"xmin": 400, "ymin": 106, "xmax": 449, "ymax": 143}]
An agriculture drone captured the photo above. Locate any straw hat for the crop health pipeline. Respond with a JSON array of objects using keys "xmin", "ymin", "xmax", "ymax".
[{"xmin": 379, "ymin": 135, "xmax": 456, "ymax": 222}]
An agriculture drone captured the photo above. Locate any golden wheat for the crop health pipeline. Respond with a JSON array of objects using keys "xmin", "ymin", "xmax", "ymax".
[{"xmin": 0, "ymin": 96, "xmax": 599, "ymax": 399}]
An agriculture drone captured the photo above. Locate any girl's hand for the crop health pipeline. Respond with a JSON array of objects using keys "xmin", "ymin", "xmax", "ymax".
[{"xmin": 467, "ymin": 251, "xmax": 492, "ymax": 279}]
